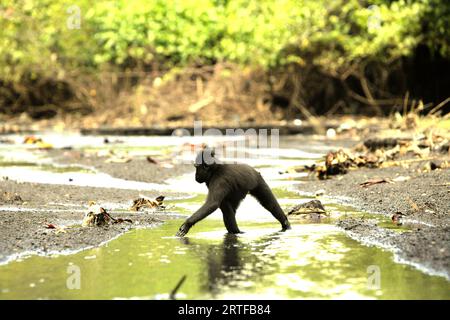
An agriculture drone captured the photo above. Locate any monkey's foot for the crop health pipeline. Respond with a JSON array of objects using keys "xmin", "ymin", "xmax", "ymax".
[{"xmin": 226, "ymin": 230, "xmax": 244, "ymax": 235}]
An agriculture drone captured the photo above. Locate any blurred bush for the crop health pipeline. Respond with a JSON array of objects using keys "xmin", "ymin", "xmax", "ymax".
[{"xmin": 0, "ymin": 0, "xmax": 448, "ymax": 117}]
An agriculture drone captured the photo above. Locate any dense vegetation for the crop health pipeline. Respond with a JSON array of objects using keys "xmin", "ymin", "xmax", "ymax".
[{"xmin": 1, "ymin": 0, "xmax": 449, "ymax": 119}]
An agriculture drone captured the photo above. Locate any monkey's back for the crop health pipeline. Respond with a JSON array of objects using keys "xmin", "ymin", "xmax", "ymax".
[{"xmin": 213, "ymin": 163, "xmax": 261, "ymax": 193}]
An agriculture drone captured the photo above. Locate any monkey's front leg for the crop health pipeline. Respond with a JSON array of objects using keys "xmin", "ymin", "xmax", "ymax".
[{"xmin": 176, "ymin": 201, "xmax": 219, "ymax": 237}]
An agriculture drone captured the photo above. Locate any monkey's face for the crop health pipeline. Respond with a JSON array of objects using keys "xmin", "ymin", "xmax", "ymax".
[
  {"xmin": 194, "ymin": 164, "xmax": 211, "ymax": 183},
  {"xmin": 194, "ymin": 148, "xmax": 216, "ymax": 183}
]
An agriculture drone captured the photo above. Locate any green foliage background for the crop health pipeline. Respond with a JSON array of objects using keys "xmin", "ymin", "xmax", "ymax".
[{"xmin": 1, "ymin": 0, "xmax": 448, "ymax": 81}]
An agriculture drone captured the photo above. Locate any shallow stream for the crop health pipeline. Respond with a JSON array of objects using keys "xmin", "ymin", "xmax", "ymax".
[{"xmin": 0, "ymin": 134, "xmax": 448, "ymax": 299}]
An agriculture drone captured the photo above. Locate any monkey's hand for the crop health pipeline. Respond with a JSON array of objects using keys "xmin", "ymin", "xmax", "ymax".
[
  {"xmin": 176, "ymin": 221, "xmax": 192, "ymax": 237},
  {"xmin": 280, "ymin": 220, "xmax": 291, "ymax": 232}
]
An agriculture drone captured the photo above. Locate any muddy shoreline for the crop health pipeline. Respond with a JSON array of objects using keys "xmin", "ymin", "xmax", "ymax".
[
  {"xmin": 295, "ymin": 161, "xmax": 450, "ymax": 279},
  {"xmin": 0, "ymin": 153, "xmax": 192, "ymax": 264}
]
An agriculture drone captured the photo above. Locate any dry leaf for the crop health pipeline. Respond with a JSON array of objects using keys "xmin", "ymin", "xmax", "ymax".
[
  {"xmin": 23, "ymin": 136, "xmax": 53, "ymax": 149},
  {"xmin": 130, "ymin": 195, "xmax": 165, "ymax": 211},
  {"xmin": 23, "ymin": 136, "xmax": 42, "ymax": 144},
  {"xmin": 407, "ymin": 197, "xmax": 420, "ymax": 212},
  {"xmin": 146, "ymin": 156, "xmax": 158, "ymax": 164}
]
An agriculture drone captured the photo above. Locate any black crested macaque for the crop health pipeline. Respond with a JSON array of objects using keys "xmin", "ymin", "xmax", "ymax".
[{"xmin": 176, "ymin": 148, "xmax": 291, "ymax": 237}]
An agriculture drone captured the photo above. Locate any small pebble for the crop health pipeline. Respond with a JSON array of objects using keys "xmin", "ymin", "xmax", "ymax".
[{"xmin": 315, "ymin": 189, "xmax": 325, "ymax": 196}]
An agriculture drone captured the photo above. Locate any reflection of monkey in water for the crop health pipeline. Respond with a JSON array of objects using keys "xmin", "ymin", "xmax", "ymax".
[
  {"xmin": 176, "ymin": 148, "xmax": 291, "ymax": 237},
  {"xmin": 179, "ymin": 231, "xmax": 283, "ymax": 295}
]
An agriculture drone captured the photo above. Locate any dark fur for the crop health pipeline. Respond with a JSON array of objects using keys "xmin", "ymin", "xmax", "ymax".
[{"xmin": 176, "ymin": 149, "xmax": 291, "ymax": 236}]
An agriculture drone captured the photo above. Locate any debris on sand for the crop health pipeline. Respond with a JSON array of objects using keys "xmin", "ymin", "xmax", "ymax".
[
  {"xmin": 104, "ymin": 151, "xmax": 132, "ymax": 163},
  {"xmin": 1, "ymin": 191, "xmax": 24, "ymax": 204},
  {"xmin": 170, "ymin": 275, "xmax": 187, "ymax": 300},
  {"xmin": 44, "ymin": 223, "xmax": 68, "ymax": 234},
  {"xmin": 288, "ymin": 200, "xmax": 327, "ymax": 216},
  {"xmin": 82, "ymin": 205, "xmax": 132, "ymax": 227},
  {"xmin": 146, "ymin": 156, "xmax": 159, "ymax": 164},
  {"xmin": 421, "ymin": 160, "xmax": 450, "ymax": 172},
  {"xmin": 359, "ymin": 176, "xmax": 412, "ymax": 188},
  {"xmin": 82, "ymin": 206, "xmax": 110, "ymax": 227},
  {"xmin": 294, "ymin": 130, "xmax": 449, "ymax": 179},
  {"xmin": 23, "ymin": 136, "xmax": 53, "ymax": 149},
  {"xmin": 130, "ymin": 195, "xmax": 165, "ymax": 211},
  {"xmin": 359, "ymin": 178, "xmax": 393, "ymax": 188},
  {"xmin": 96, "ymin": 149, "xmax": 132, "ymax": 163},
  {"xmin": 315, "ymin": 189, "xmax": 326, "ymax": 196},
  {"xmin": 407, "ymin": 197, "xmax": 420, "ymax": 212},
  {"xmin": 391, "ymin": 212, "xmax": 406, "ymax": 226},
  {"xmin": 302, "ymin": 149, "xmax": 380, "ymax": 179},
  {"xmin": 145, "ymin": 155, "xmax": 174, "ymax": 168},
  {"xmin": 23, "ymin": 136, "xmax": 43, "ymax": 144},
  {"xmin": 103, "ymin": 137, "xmax": 124, "ymax": 144}
]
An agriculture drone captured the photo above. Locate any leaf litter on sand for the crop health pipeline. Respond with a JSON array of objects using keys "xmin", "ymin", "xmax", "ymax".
[
  {"xmin": 130, "ymin": 195, "xmax": 165, "ymax": 211},
  {"xmin": 46, "ymin": 202, "xmax": 133, "ymax": 231},
  {"xmin": 1, "ymin": 191, "xmax": 24, "ymax": 204},
  {"xmin": 43, "ymin": 195, "xmax": 164, "ymax": 234},
  {"xmin": 23, "ymin": 136, "xmax": 53, "ymax": 149},
  {"xmin": 82, "ymin": 203, "xmax": 132, "ymax": 227},
  {"xmin": 293, "ymin": 131, "xmax": 449, "ymax": 180}
]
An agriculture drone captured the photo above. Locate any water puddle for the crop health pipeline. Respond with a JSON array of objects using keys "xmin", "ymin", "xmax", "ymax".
[
  {"xmin": 0, "ymin": 218, "xmax": 448, "ymax": 300},
  {"xmin": 1, "ymin": 167, "xmax": 165, "ymax": 191}
]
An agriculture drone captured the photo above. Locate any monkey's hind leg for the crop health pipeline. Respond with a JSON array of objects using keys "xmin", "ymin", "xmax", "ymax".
[
  {"xmin": 250, "ymin": 176, "xmax": 291, "ymax": 230},
  {"xmin": 220, "ymin": 202, "xmax": 241, "ymax": 234}
]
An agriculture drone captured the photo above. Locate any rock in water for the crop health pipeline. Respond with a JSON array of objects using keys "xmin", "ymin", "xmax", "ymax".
[{"xmin": 288, "ymin": 200, "xmax": 327, "ymax": 215}]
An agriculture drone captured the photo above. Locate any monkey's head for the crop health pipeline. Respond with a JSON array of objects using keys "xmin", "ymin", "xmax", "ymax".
[{"xmin": 194, "ymin": 148, "xmax": 217, "ymax": 183}]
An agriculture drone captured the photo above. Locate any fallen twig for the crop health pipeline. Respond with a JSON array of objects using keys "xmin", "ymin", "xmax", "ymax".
[
  {"xmin": 359, "ymin": 178, "xmax": 393, "ymax": 188},
  {"xmin": 169, "ymin": 275, "xmax": 187, "ymax": 300}
]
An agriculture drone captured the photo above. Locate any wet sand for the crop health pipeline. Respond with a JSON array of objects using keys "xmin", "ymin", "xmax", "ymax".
[{"xmin": 0, "ymin": 154, "xmax": 192, "ymax": 264}]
